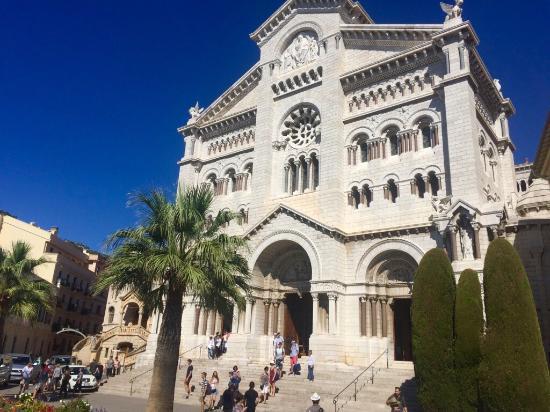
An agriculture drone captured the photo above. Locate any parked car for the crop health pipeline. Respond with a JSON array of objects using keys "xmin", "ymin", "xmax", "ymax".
[
  {"xmin": 48, "ymin": 355, "xmax": 75, "ymax": 366},
  {"xmin": 3, "ymin": 354, "xmax": 39, "ymax": 383},
  {"xmin": 67, "ymin": 365, "xmax": 98, "ymax": 392},
  {"xmin": 0, "ymin": 357, "xmax": 12, "ymax": 386}
]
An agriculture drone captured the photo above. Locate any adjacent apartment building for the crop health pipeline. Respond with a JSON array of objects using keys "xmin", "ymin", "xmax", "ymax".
[{"xmin": 0, "ymin": 214, "xmax": 107, "ymax": 356}]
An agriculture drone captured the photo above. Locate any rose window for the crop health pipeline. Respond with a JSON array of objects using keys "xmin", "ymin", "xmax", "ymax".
[{"xmin": 281, "ymin": 106, "xmax": 321, "ymax": 148}]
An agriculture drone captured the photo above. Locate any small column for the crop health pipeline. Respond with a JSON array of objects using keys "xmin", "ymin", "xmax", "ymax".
[
  {"xmin": 473, "ymin": 223, "xmax": 481, "ymax": 260},
  {"xmin": 381, "ymin": 299, "xmax": 388, "ymax": 338},
  {"xmin": 207, "ymin": 310, "xmax": 216, "ymax": 336},
  {"xmin": 287, "ymin": 166, "xmax": 294, "ymax": 194},
  {"xmin": 328, "ymin": 294, "xmax": 338, "ymax": 335},
  {"xmin": 370, "ymin": 297, "xmax": 377, "ymax": 337},
  {"xmin": 283, "ymin": 165, "xmax": 290, "ymax": 194},
  {"xmin": 232, "ymin": 306, "xmax": 240, "ymax": 334},
  {"xmin": 193, "ymin": 305, "xmax": 201, "ymax": 335},
  {"xmin": 244, "ymin": 298, "xmax": 254, "ymax": 334},
  {"xmin": 305, "ymin": 158, "xmax": 312, "ymax": 192},
  {"xmin": 200, "ymin": 309, "xmax": 209, "ymax": 336},
  {"xmin": 263, "ymin": 300, "xmax": 271, "ymax": 335},
  {"xmin": 297, "ymin": 162, "xmax": 304, "ymax": 194},
  {"xmin": 376, "ymin": 299, "xmax": 383, "ymax": 338},
  {"xmin": 346, "ymin": 147, "xmax": 352, "ymax": 166},
  {"xmin": 272, "ymin": 301, "xmax": 280, "ymax": 334},
  {"xmin": 352, "ymin": 147, "xmax": 357, "ymax": 165},
  {"xmin": 311, "ymin": 293, "xmax": 319, "ymax": 334},
  {"xmin": 449, "ymin": 226, "xmax": 458, "ymax": 261},
  {"xmin": 386, "ymin": 299, "xmax": 394, "ymax": 340},
  {"xmin": 359, "ymin": 297, "xmax": 367, "ymax": 336},
  {"xmin": 138, "ymin": 309, "xmax": 144, "ymax": 328},
  {"xmin": 365, "ymin": 296, "xmax": 372, "ymax": 337}
]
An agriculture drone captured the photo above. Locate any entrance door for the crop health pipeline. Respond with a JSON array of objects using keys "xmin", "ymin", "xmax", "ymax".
[
  {"xmin": 393, "ymin": 299, "xmax": 413, "ymax": 361},
  {"xmin": 283, "ymin": 293, "xmax": 313, "ymax": 355}
]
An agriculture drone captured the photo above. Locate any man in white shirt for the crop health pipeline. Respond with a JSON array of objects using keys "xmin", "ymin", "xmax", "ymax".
[
  {"xmin": 19, "ymin": 362, "xmax": 34, "ymax": 395},
  {"xmin": 207, "ymin": 336, "xmax": 215, "ymax": 359}
]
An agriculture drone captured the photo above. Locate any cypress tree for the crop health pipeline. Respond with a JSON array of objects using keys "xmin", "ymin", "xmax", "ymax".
[
  {"xmin": 455, "ymin": 269, "xmax": 483, "ymax": 412},
  {"xmin": 412, "ymin": 248, "xmax": 458, "ymax": 411},
  {"xmin": 480, "ymin": 238, "xmax": 550, "ymax": 411}
]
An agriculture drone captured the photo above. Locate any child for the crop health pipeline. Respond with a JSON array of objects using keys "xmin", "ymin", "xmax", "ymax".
[{"xmin": 307, "ymin": 350, "xmax": 315, "ymax": 382}]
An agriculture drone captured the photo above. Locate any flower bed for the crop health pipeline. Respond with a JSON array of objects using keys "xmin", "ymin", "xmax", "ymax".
[{"xmin": 0, "ymin": 396, "xmax": 92, "ymax": 412}]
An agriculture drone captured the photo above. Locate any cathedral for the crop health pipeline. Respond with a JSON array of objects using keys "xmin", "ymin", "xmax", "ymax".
[{"xmin": 105, "ymin": 0, "xmax": 550, "ymax": 368}]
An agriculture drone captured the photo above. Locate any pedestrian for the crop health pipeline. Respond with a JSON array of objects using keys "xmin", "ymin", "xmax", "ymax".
[
  {"xmin": 59, "ymin": 367, "xmax": 71, "ymax": 398},
  {"xmin": 229, "ymin": 365, "xmax": 241, "ymax": 390},
  {"xmin": 19, "ymin": 362, "xmax": 34, "ymax": 395},
  {"xmin": 33, "ymin": 363, "xmax": 49, "ymax": 400},
  {"xmin": 272, "ymin": 332, "xmax": 284, "ymax": 357},
  {"xmin": 53, "ymin": 363, "xmax": 62, "ymax": 391},
  {"xmin": 215, "ymin": 333, "xmax": 222, "ymax": 358},
  {"xmin": 274, "ymin": 342, "xmax": 285, "ymax": 377},
  {"xmin": 289, "ymin": 339, "xmax": 299, "ymax": 375},
  {"xmin": 199, "ymin": 372, "xmax": 210, "ymax": 412},
  {"xmin": 386, "ymin": 387, "xmax": 407, "ymax": 412},
  {"xmin": 222, "ymin": 331, "xmax": 230, "ymax": 354},
  {"xmin": 207, "ymin": 336, "xmax": 215, "ymax": 360},
  {"xmin": 307, "ymin": 350, "xmax": 315, "ymax": 382},
  {"xmin": 233, "ymin": 394, "xmax": 245, "ymax": 412},
  {"xmin": 221, "ymin": 384, "xmax": 235, "ymax": 412},
  {"xmin": 106, "ymin": 356, "xmax": 114, "ymax": 377},
  {"xmin": 73, "ymin": 368, "xmax": 84, "ymax": 393},
  {"xmin": 244, "ymin": 381, "xmax": 258, "ymax": 412},
  {"xmin": 268, "ymin": 362, "xmax": 277, "ymax": 397},
  {"xmin": 208, "ymin": 371, "xmax": 220, "ymax": 410},
  {"xmin": 114, "ymin": 357, "xmax": 121, "ymax": 375},
  {"xmin": 184, "ymin": 359, "xmax": 194, "ymax": 399},
  {"xmin": 259, "ymin": 366, "xmax": 269, "ymax": 404},
  {"xmin": 94, "ymin": 364, "xmax": 102, "ymax": 384},
  {"xmin": 306, "ymin": 393, "xmax": 324, "ymax": 412}
]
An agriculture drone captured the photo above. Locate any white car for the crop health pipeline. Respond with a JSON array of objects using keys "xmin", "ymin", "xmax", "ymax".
[{"xmin": 67, "ymin": 365, "xmax": 98, "ymax": 392}]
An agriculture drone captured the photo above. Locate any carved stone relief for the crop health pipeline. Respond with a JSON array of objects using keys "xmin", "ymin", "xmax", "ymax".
[{"xmin": 282, "ymin": 31, "xmax": 319, "ymax": 73}]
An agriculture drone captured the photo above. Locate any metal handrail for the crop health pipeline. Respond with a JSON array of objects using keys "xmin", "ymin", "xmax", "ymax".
[
  {"xmin": 332, "ymin": 349, "xmax": 389, "ymax": 412},
  {"xmin": 129, "ymin": 343, "xmax": 204, "ymax": 395}
]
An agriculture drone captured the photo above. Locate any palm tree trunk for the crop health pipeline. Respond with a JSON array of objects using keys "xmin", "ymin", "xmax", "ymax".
[
  {"xmin": 0, "ymin": 315, "xmax": 5, "ymax": 350},
  {"xmin": 146, "ymin": 284, "xmax": 184, "ymax": 412}
]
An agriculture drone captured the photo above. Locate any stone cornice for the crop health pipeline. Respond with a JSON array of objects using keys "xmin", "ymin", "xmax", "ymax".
[
  {"xmin": 341, "ymin": 24, "xmax": 443, "ymax": 48},
  {"xmin": 244, "ymin": 204, "xmax": 434, "ymax": 243},
  {"xmin": 178, "ymin": 65, "xmax": 262, "ymax": 134},
  {"xmin": 340, "ymin": 41, "xmax": 440, "ymax": 93},
  {"xmin": 250, "ymin": 0, "xmax": 373, "ymax": 46},
  {"xmin": 179, "ymin": 108, "xmax": 257, "ymax": 140}
]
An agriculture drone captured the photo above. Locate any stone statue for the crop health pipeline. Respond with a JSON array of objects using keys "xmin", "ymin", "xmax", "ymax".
[
  {"xmin": 187, "ymin": 102, "xmax": 204, "ymax": 125},
  {"xmin": 282, "ymin": 32, "xmax": 319, "ymax": 73},
  {"xmin": 458, "ymin": 215, "xmax": 474, "ymax": 260},
  {"xmin": 440, "ymin": 0, "xmax": 464, "ymax": 21}
]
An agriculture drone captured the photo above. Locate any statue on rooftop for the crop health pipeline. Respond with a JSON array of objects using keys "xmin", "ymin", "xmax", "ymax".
[
  {"xmin": 440, "ymin": 0, "xmax": 464, "ymax": 21},
  {"xmin": 187, "ymin": 102, "xmax": 204, "ymax": 125}
]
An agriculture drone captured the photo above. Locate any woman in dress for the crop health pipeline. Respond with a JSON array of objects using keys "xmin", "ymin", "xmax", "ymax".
[{"xmin": 209, "ymin": 371, "xmax": 220, "ymax": 410}]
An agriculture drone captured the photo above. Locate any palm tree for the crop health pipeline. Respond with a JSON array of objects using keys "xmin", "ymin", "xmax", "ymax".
[
  {"xmin": 96, "ymin": 186, "xmax": 250, "ymax": 412},
  {"xmin": 0, "ymin": 241, "xmax": 54, "ymax": 343}
]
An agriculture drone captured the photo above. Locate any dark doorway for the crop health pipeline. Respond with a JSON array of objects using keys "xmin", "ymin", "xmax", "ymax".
[
  {"xmin": 283, "ymin": 293, "xmax": 312, "ymax": 356},
  {"xmin": 393, "ymin": 299, "xmax": 413, "ymax": 361}
]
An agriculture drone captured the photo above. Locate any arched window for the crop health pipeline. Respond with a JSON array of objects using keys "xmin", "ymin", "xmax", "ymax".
[
  {"xmin": 350, "ymin": 187, "xmax": 360, "ymax": 209},
  {"xmin": 206, "ymin": 173, "xmax": 218, "ymax": 195},
  {"xmin": 290, "ymin": 160, "xmax": 298, "ymax": 193},
  {"xmin": 108, "ymin": 307, "xmax": 115, "ymax": 323},
  {"xmin": 311, "ymin": 153, "xmax": 320, "ymax": 190},
  {"xmin": 362, "ymin": 184, "xmax": 373, "ymax": 207},
  {"xmin": 520, "ymin": 180, "xmax": 527, "ymax": 192},
  {"xmin": 417, "ymin": 118, "xmax": 434, "ymax": 149},
  {"xmin": 226, "ymin": 169, "xmax": 237, "ymax": 193},
  {"xmin": 415, "ymin": 174, "xmax": 426, "ymax": 198},
  {"xmin": 387, "ymin": 179, "xmax": 399, "ymax": 203},
  {"xmin": 244, "ymin": 163, "xmax": 253, "ymax": 191},
  {"xmin": 239, "ymin": 209, "xmax": 248, "ymax": 225},
  {"xmin": 385, "ymin": 127, "xmax": 400, "ymax": 156},
  {"xmin": 428, "ymin": 171, "xmax": 440, "ymax": 195}
]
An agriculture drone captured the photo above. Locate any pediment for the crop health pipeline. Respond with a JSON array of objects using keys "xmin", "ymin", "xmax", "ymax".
[
  {"xmin": 250, "ymin": 0, "xmax": 373, "ymax": 46},
  {"xmin": 447, "ymin": 199, "xmax": 481, "ymax": 218}
]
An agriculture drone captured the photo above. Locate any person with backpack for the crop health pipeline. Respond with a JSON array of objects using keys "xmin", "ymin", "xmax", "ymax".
[
  {"xmin": 289, "ymin": 339, "xmax": 299, "ymax": 375},
  {"xmin": 274, "ymin": 342, "xmax": 285, "ymax": 378},
  {"xmin": 244, "ymin": 381, "xmax": 259, "ymax": 412}
]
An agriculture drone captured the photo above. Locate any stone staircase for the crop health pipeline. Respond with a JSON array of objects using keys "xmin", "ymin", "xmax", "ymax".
[{"xmin": 99, "ymin": 358, "xmax": 419, "ymax": 411}]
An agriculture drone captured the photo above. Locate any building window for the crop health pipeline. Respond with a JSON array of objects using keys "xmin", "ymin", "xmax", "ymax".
[
  {"xmin": 362, "ymin": 184, "xmax": 373, "ymax": 207},
  {"xmin": 415, "ymin": 174, "xmax": 426, "ymax": 198},
  {"xmin": 427, "ymin": 171, "xmax": 440, "ymax": 195},
  {"xmin": 385, "ymin": 127, "xmax": 400, "ymax": 156},
  {"xmin": 385, "ymin": 179, "xmax": 399, "ymax": 203},
  {"xmin": 284, "ymin": 153, "xmax": 319, "ymax": 195},
  {"xmin": 350, "ymin": 187, "xmax": 360, "ymax": 209},
  {"xmin": 108, "ymin": 307, "xmax": 115, "ymax": 323}
]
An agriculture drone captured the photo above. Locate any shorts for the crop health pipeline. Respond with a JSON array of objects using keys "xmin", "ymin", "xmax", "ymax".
[
  {"xmin": 262, "ymin": 384, "xmax": 269, "ymax": 394},
  {"xmin": 21, "ymin": 378, "xmax": 30, "ymax": 386}
]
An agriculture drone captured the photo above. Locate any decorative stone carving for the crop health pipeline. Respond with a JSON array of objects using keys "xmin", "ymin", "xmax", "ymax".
[
  {"xmin": 431, "ymin": 195, "xmax": 453, "ymax": 214},
  {"xmin": 187, "ymin": 102, "xmax": 204, "ymax": 125},
  {"xmin": 483, "ymin": 184, "xmax": 501, "ymax": 203},
  {"xmin": 281, "ymin": 105, "xmax": 321, "ymax": 149},
  {"xmin": 282, "ymin": 32, "xmax": 319, "ymax": 73},
  {"xmin": 440, "ymin": 0, "xmax": 464, "ymax": 21}
]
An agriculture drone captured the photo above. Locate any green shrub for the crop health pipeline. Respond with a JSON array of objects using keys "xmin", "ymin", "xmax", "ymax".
[
  {"xmin": 412, "ymin": 248, "xmax": 458, "ymax": 411},
  {"xmin": 480, "ymin": 238, "xmax": 550, "ymax": 411},
  {"xmin": 455, "ymin": 269, "xmax": 483, "ymax": 412}
]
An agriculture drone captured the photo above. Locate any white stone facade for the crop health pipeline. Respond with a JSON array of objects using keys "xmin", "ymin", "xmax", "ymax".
[{"xmin": 137, "ymin": 1, "xmax": 550, "ymax": 367}]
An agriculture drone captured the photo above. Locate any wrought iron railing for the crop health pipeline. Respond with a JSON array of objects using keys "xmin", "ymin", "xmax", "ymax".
[
  {"xmin": 129, "ymin": 344, "xmax": 204, "ymax": 396},
  {"xmin": 332, "ymin": 349, "xmax": 389, "ymax": 412}
]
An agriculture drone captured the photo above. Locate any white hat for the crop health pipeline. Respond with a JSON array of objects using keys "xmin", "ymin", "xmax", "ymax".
[{"xmin": 311, "ymin": 393, "xmax": 321, "ymax": 401}]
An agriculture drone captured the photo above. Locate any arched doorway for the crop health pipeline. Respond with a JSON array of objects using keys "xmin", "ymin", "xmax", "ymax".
[
  {"xmin": 253, "ymin": 239, "xmax": 313, "ymax": 354},
  {"xmin": 123, "ymin": 303, "xmax": 139, "ymax": 326},
  {"xmin": 367, "ymin": 250, "xmax": 417, "ymax": 362}
]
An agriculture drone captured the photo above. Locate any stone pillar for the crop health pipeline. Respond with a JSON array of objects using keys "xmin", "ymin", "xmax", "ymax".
[
  {"xmin": 370, "ymin": 298, "xmax": 377, "ymax": 337},
  {"xmin": 138, "ymin": 309, "xmax": 144, "ymax": 328},
  {"xmin": 193, "ymin": 305, "xmax": 201, "ymax": 335},
  {"xmin": 359, "ymin": 297, "xmax": 367, "ymax": 336},
  {"xmin": 263, "ymin": 300, "xmax": 271, "ymax": 335},
  {"xmin": 272, "ymin": 301, "xmax": 280, "ymax": 335},
  {"xmin": 352, "ymin": 147, "xmax": 357, "ymax": 165},
  {"xmin": 200, "ymin": 309, "xmax": 208, "ymax": 336},
  {"xmin": 381, "ymin": 299, "xmax": 388, "ymax": 338},
  {"xmin": 297, "ymin": 162, "xmax": 303, "ymax": 193},
  {"xmin": 244, "ymin": 298, "xmax": 254, "ymax": 334},
  {"xmin": 215, "ymin": 312, "xmax": 224, "ymax": 334},
  {"xmin": 473, "ymin": 223, "xmax": 481, "ymax": 260},
  {"xmin": 376, "ymin": 299, "xmax": 383, "ymax": 337},
  {"xmin": 207, "ymin": 310, "xmax": 216, "ymax": 336},
  {"xmin": 449, "ymin": 226, "xmax": 458, "ymax": 261},
  {"xmin": 365, "ymin": 296, "xmax": 372, "ymax": 337},
  {"xmin": 287, "ymin": 166, "xmax": 294, "ymax": 194},
  {"xmin": 308, "ymin": 159, "xmax": 315, "ymax": 190},
  {"xmin": 328, "ymin": 294, "xmax": 337, "ymax": 335},
  {"xmin": 311, "ymin": 293, "xmax": 319, "ymax": 334},
  {"xmin": 386, "ymin": 299, "xmax": 394, "ymax": 340},
  {"xmin": 305, "ymin": 159, "xmax": 312, "ymax": 192},
  {"xmin": 232, "ymin": 306, "xmax": 240, "ymax": 334}
]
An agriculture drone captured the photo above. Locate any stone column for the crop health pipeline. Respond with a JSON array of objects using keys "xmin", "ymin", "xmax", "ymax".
[
  {"xmin": 244, "ymin": 298, "xmax": 254, "ymax": 334},
  {"xmin": 311, "ymin": 293, "xmax": 319, "ymax": 334},
  {"xmin": 263, "ymin": 300, "xmax": 271, "ymax": 335},
  {"xmin": 193, "ymin": 305, "xmax": 201, "ymax": 335},
  {"xmin": 283, "ymin": 165, "xmax": 290, "ymax": 194},
  {"xmin": 386, "ymin": 299, "xmax": 394, "ymax": 340},
  {"xmin": 200, "ymin": 309, "xmax": 209, "ymax": 336},
  {"xmin": 287, "ymin": 166, "xmax": 294, "ymax": 194},
  {"xmin": 359, "ymin": 297, "xmax": 367, "ymax": 336},
  {"xmin": 376, "ymin": 299, "xmax": 383, "ymax": 337},
  {"xmin": 232, "ymin": 306, "xmax": 240, "ymax": 334},
  {"xmin": 381, "ymin": 299, "xmax": 388, "ymax": 338},
  {"xmin": 207, "ymin": 310, "xmax": 216, "ymax": 336},
  {"xmin": 138, "ymin": 309, "xmax": 144, "ymax": 328},
  {"xmin": 297, "ymin": 162, "xmax": 303, "ymax": 193},
  {"xmin": 272, "ymin": 301, "xmax": 280, "ymax": 334},
  {"xmin": 370, "ymin": 297, "xmax": 377, "ymax": 337},
  {"xmin": 365, "ymin": 296, "xmax": 372, "ymax": 337},
  {"xmin": 449, "ymin": 226, "xmax": 458, "ymax": 261},
  {"xmin": 305, "ymin": 159, "xmax": 312, "ymax": 192},
  {"xmin": 328, "ymin": 294, "xmax": 337, "ymax": 335},
  {"xmin": 352, "ymin": 147, "xmax": 357, "ymax": 165},
  {"xmin": 473, "ymin": 223, "xmax": 481, "ymax": 260}
]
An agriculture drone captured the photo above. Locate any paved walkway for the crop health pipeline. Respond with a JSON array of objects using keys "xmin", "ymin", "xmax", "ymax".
[{"xmin": 0, "ymin": 384, "xmax": 199, "ymax": 412}]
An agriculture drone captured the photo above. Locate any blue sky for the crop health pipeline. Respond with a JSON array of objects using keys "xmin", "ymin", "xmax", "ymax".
[{"xmin": 1, "ymin": 0, "xmax": 548, "ymax": 251}]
